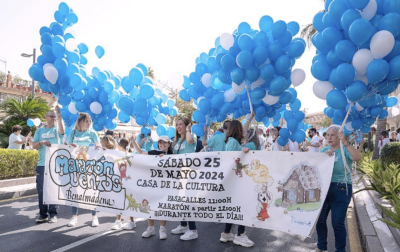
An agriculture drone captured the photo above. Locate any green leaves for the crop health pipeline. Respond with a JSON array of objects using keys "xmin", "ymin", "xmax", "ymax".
[{"xmin": 0, "ymin": 149, "xmax": 38, "ymax": 180}]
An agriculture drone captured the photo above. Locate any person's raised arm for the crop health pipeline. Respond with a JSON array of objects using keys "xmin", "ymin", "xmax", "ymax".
[
  {"xmin": 339, "ymin": 131, "xmax": 361, "ymax": 161},
  {"xmin": 186, "ymin": 124, "xmax": 195, "ymax": 144},
  {"xmin": 202, "ymin": 125, "xmax": 208, "ymax": 146},
  {"xmin": 131, "ymin": 137, "xmax": 145, "ymax": 154},
  {"xmin": 243, "ymin": 111, "xmax": 255, "ymax": 133},
  {"xmin": 55, "ymin": 105, "xmax": 65, "ymax": 135}
]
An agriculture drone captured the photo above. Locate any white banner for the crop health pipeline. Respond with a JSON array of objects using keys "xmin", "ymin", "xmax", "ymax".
[{"xmin": 44, "ymin": 145, "xmax": 334, "ymax": 236}]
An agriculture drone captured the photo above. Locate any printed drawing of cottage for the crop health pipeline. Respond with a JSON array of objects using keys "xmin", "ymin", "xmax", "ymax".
[{"xmin": 277, "ymin": 165, "xmax": 322, "ymax": 210}]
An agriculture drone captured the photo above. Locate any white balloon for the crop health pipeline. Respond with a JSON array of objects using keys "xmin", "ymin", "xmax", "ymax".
[
  {"xmin": 313, "ymin": 81, "xmax": 334, "ymax": 100},
  {"xmin": 392, "ymin": 107, "xmax": 400, "ymax": 116},
  {"xmin": 42, "ymin": 63, "xmax": 53, "ymax": 71},
  {"xmin": 33, "ymin": 118, "xmax": 41, "ymax": 127},
  {"xmin": 64, "ymin": 27, "xmax": 76, "ymax": 36},
  {"xmin": 201, "ymin": 73, "xmax": 211, "ymax": 87},
  {"xmin": 291, "ymin": 69, "xmax": 306, "ymax": 87},
  {"xmin": 262, "ymin": 91, "xmax": 279, "ymax": 105},
  {"xmin": 169, "ymin": 73, "xmax": 184, "ymax": 87},
  {"xmin": 224, "ymin": 89, "xmax": 236, "ymax": 102},
  {"xmin": 192, "ymin": 101, "xmax": 198, "ymax": 109},
  {"xmin": 352, "ymin": 49, "xmax": 374, "ymax": 75},
  {"xmin": 370, "ymin": 30, "xmax": 395, "ymax": 59},
  {"xmin": 251, "ymin": 77, "xmax": 264, "ymax": 90},
  {"xmin": 220, "ymin": 33, "xmax": 234, "ymax": 50},
  {"xmin": 354, "ymin": 73, "xmax": 369, "ymax": 85},
  {"xmin": 90, "ymin": 102, "xmax": 102, "ymax": 114},
  {"xmin": 65, "ymin": 38, "xmax": 77, "ymax": 52},
  {"xmin": 232, "ymin": 81, "xmax": 246, "ymax": 94},
  {"xmin": 197, "ymin": 96, "xmax": 205, "ymax": 104},
  {"xmin": 228, "ymin": 113, "xmax": 234, "ymax": 120},
  {"xmin": 355, "ymin": 102, "xmax": 364, "ymax": 111},
  {"xmin": 281, "ymin": 123, "xmax": 287, "ymax": 129},
  {"xmin": 68, "ymin": 102, "xmax": 78, "ymax": 114},
  {"xmin": 359, "ymin": 0, "xmax": 377, "ymax": 20},
  {"xmin": 344, "ymin": 122, "xmax": 354, "ymax": 132},
  {"xmin": 44, "ymin": 65, "xmax": 58, "ymax": 84}
]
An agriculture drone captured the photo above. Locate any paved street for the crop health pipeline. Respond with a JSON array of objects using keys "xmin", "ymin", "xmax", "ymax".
[{"xmin": 0, "ymin": 195, "xmax": 355, "ymax": 252}]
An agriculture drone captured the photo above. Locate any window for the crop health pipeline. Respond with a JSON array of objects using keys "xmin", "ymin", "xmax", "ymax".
[{"xmin": 309, "ymin": 190, "xmax": 314, "ymax": 199}]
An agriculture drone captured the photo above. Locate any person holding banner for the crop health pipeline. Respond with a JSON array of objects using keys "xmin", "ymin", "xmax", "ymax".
[
  {"xmin": 66, "ymin": 112, "xmax": 102, "ymax": 227},
  {"xmin": 32, "ymin": 107, "xmax": 64, "ymax": 223},
  {"xmin": 311, "ymin": 125, "xmax": 361, "ymax": 252},
  {"xmin": 202, "ymin": 120, "xmax": 231, "ymax": 152},
  {"xmin": 170, "ymin": 117, "xmax": 199, "ymax": 241},
  {"xmin": 132, "ymin": 135, "xmax": 173, "ymax": 240},
  {"xmin": 221, "ymin": 119, "xmax": 254, "ymax": 247}
]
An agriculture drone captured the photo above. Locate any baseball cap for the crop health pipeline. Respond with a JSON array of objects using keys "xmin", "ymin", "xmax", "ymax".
[{"xmin": 158, "ymin": 135, "xmax": 172, "ymax": 143}]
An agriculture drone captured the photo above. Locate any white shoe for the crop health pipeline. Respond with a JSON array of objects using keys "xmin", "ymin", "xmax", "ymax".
[
  {"xmin": 220, "ymin": 232, "xmax": 234, "ymax": 242},
  {"xmin": 159, "ymin": 226, "xmax": 167, "ymax": 240},
  {"xmin": 233, "ymin": 233, "xmax": 254, "ymax": 247},
  {"xmin": 171, "ymin": 225, "xmax": 189, "ymax": 234},
  {"xmin": 123, "ymin": 220, "xmax": 136, "ymax": 230},
  {"xmin": 68, "ymin": 216, "xmax": 78, "ymax": 227},
  {"xmin": 92, "ymin": 217, "xmax": 99, "ymax": 227},
  {"xmin": 180, "ymin": 230, "xmax": 198, "ymax": 241},
  {"xmin": 310, "ymin": 249, "xmax": 327, "ymax": 252},
  {"xmin": 142, "ymin": 226, "xmax": 155, "ymax": 238},
  {"xmin": 111, "ymin": 220, "xmax": 122, "ymax": 230}
]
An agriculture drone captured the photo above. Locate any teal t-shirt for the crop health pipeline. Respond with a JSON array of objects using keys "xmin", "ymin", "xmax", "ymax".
[
  {"xmin": 206, "ymin": 133, "xmax": 226, "ymax": 152},
  {"xmin": 67, "ymin": 129, "xmax": 99, "ymax": 146},
  {"xmin": 320, "ymin": 146, "xmax": 353, "ymax": 184},
  {"xmin": 225, "ymin": 137, "xmax": 243, "ymax": 151},
  {"xmin": 173, "ymin": 133, "xmax": 197, "ymax": 154},
  {"xmin": 245, "ymin": 141, "xmax": 259, "ymax": 150},
  {"xmin": 136, "ymin": 134, "xmax": 154, "ymax": 151},
  {"xmin": 33, "ymin": 126, "xmax": 64, "ymax": 166}
]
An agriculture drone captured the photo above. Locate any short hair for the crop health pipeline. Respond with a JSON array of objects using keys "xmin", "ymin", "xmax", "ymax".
[
  {"xmin": 371, "ymin": 127, "xmax": 376, "ymax": 131},
  {"xmin": 105, "ymin": 130, "xmax": 114, "ymax": 136},
  {"xmin": 327, "ymin": 125, "xmax": 340, "ymax": 134},
  {"xmin": 323, "ymin": 132, "xmax": 327, "ymax": 137},
  {"xmin": 223, "ymin": 120, "xmax": 231, "ymax": 130},
  {"xmin": 310, "ymin": 128, "xmax": 317, "ymax": 133},
  {"xmin": 381, "ymin": 130, "xmax": 389, "ymax": 138},
  {"xmin": 12, "ymin": 125, "xmax": 22, "ymax": 133},
  {"xmin": 316, "ymin": 132, "xmax": 320, "ymax": 136}
]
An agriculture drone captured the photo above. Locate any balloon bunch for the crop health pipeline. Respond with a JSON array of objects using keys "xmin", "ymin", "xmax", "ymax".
[
  {"xmin": 28, "ymin": 2, "xmax": 177, "ymax": 134},
  {"xmin": 179, "ymin": 16, "xmax": 308, "ymax": 145},
  {"xmin": 311, "ymin": 0, "xmax": 400, "ymax": 134},
  {"xmin": 27, "ymin": 118, "xmax": 42, "ymax": 127}
]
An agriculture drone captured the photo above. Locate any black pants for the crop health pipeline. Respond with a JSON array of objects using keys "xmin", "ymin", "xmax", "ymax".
[{"xmin": 224, "ymin": 224, "xmax": 245, "ymax": 235}]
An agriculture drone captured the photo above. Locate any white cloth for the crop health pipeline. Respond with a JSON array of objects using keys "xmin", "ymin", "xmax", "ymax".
[
  {"xmin": 258, "ymin": 135, "xmax": 266, "ymax": 150},
  {"xmin": 322, "ymin": 138, "xmax": 328, "ymax": 147},
  {"xmin": 288, "ymin": 140, "xmax": 300, "ymax": 152},
  {"xmin": 308, "ymin": 135, "xmax": 320, "ymax": 153},
  {"xmin": 8, "ymin": 133, "xmax": 23, "ymax": 149},
  {"xmin": 379, "ymin": 138, "xmax": 391, "ymax": 155},
  {"xmin": 271, "ymin": 137, "xmax": 285, "ymax": 152}
]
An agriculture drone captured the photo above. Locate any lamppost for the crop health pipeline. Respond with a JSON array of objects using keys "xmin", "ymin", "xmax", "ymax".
[
  {"xmin": 21, "ymin": 48, "xmax": 36, "ymax": 97},
  {"xmin": 0, "ymin": 59, "xmax": 6, "ymax": 74}
]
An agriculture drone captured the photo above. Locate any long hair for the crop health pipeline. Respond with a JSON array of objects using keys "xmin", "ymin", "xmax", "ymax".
[
  {"xmin": 272, "ymin": 126, "xmax": 281, "ymax": 143},
  {"xmin": 173, "ymin": 117, "xmax": 191, "ymax": 146},
  {"xmin": 74, "ymin": 113, "xmax": 92, "ymax": 131},
  {"xmin": 225, "ymin": 120, "xmax": 243, "ymax": 143},
  {"xmin": 246, "ymin": 128, "xmax": 260, "ymax": 150},
  {"xmin": 101, "ymin": 135, "xmax": 116, "ymax": 150}
]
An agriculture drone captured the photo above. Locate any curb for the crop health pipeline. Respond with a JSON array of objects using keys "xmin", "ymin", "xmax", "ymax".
[
  {"xmin": 0, "ymin": 177, "xmax": 37, "ymax": 200},
  {"xmin": 352, "ymin": 172, "xmax": 400, "ymax": 252},
  {"xmin": 0, "ymin": 176, "xmax": 36, "ymax": 188}
]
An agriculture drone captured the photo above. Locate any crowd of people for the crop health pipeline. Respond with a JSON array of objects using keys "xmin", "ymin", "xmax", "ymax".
[{"xmin": 7, "ymin": 108, "xmax": 394, "ymax": 251}]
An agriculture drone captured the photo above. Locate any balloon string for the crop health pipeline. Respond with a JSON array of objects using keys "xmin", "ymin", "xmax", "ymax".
[
  {"xmin": 246, "ymin": 87, "xmax": 253, "ymax": 114},
  {"xmin": 339, "ymin": 102, "xmax": 353, "ymax": 195}
]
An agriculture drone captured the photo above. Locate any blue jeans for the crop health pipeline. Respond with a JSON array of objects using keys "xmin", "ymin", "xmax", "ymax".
[
  {"xmin": 36, "ymin": 166, "xmax": 58, "ymax": 218},
  {"xmin": 180, "ymin": 221, "xmax": 196, "ymax": 230},
  {"xmin": 224, "ymin": 224, "xmax": 245, "ymax": 235},
  {"xmin": 71, "ymin": 206, "xmax": 97, "ymax": 216},
  {"xmin": 316, "ymin": 182, "xmax": 352, "ymax": 252}
]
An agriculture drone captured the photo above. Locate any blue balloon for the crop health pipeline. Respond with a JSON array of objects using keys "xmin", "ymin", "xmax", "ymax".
[
  {"xmin": 313, "ymin": 12, "xmax": 326, "ymax": 32},
  {"xmin": 277, "ymin": 136, "xmax": 289, "ymax": 147},
  {"xmin": 221, "ymin": 54, "xmax": 236, "ymax": 70},
  {"xmin": 192, "ymin": 124, "xmax": 205, "ymax": 137},
  {"xmin": 288, "ymin": 40, "xmax": 306, "ymax": 59},
  {"xmin": 275, "ymin": 55, "xmax": 291, "ymax": 74},
  {"xmin": 260, "ymin": 64, "xmax": 275, "ymax": 81},
  {"xmin": 27, "ymin": 119, "xmax": 34, "ymax": 127},
  {"xmin": 236, "ymin": 51, "xmax": 254, "ymax": 69},
  {"xmin": 349, "ymin": 0, "xmax": 369, "ymax": 9},
  {"xmin": 279, "ymin": 91, "xmax": 292, "ymax": 104},
  {"xmin": 230, "ymin": 67, "xmax": 245, "ymax": 84},
  {"xmin": 129, "ymin": 67, "xmax": 144, "ymax": 86},
  {"xmin": 269, "ymin": 76, "xmax": 286, "ymax": 96},
  {"xmin": 387, "ymin": 97, "xmax": 398, "ymax": 107},
  {"xmin": 349, "ymin": 18, "xmax": 373, "ymax": 46},
  {"xmin": 367, "ymin": 59, "xmax": 390, "ymax": 84},
  {"xmin": 259, "ymin": 15, "xmax": 274, "ymax": 32},
  {"xmin": 140, "ymin": 84, "xmax": 155, "ymax": 99},
  {"xmin": 336, "ymin": 63, "xmax": 355, "ymax": 86},
  {"xmin": 238, "ymin": 22, "xmax": 251, "ymax": 34},
  {"xmin": 95, "ymin": 46, "xmax": 105, "ymax": 58},
  {"xmin": 311, "ymin": 60, "xmax": 331, "ymax": 81},
  {"xmin": 267, "ymin": 42, "xmax": 284, "ymax": 61},
  {"xmin": 290, "ymin": 99, "xmax": 301, "ymax": 111},
  {"xmin": 179, "ymin": 89, "xmax": 191, "ymax": 101},
  {"xmin": 327, "ymin": 89, "xmax": 348, "ymax": 109},
  {"xmin": 253, "ymin": 46, "xmax": 268, "ymax": 66},
  {"xmin": 378, "ymin": 12, "xmax": 400, "ymax": 37},
  {"xmin": 156, "ymin": 124, "xmax": 168, "ymax": 136},
  {"xmin": 378, "ymin": 109, "xmax": 389, "ymax": 119},
  {"xmin": 272, "ymin": 20, "xmax": 287, "ymax": 40},
  {"xmin": 341, "ymin": 9, "xmax": 362, "ymax": 31},
  {"xmin": 387, "ymin": 55, "xmax": 400, "ymax": 80},
  {"xmin": 287, "ymin": 21, "xmax": 300, "ymax": 36},
  {"xmin": 238, "ymin": 34, "xmax": 255, "ymax": 51},
  {"xmin": 322, "ymin": 27, "xmax": 343, "ymax": 49},
  {"xmin": 156, "ymin": 113, "xmax": 166, "ymax": 125},
  {"xmin": 119, "ymin": 96, "xmax": 134, "ymax": 115}
]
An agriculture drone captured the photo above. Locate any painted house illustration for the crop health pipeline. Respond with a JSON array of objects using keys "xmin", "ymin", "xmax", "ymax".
[{"xmin": 280, "ymin": 165, "xmax": 321, "ymax": 207}]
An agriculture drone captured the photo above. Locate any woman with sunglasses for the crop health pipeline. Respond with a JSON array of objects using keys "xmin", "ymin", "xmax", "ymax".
[
  {"xmin": 132, "ymin": 135, "xmax": 173, "ymax": 240},
  {"xmin": 66, "ymin": 113, "xmax": 102, "ymax": 228},
  {"xmin": 170, "ymin": 117, "xmax": 199, "ymax": 241}
]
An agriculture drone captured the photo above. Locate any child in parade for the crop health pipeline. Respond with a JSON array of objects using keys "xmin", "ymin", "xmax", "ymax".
[
  {"xmin": 136, "ymin": 132, "xmax": 154, "ymax": 151},
  {"xmin": 109, "ymin": 137, "xmax": 136, "ymax": 231},
  {"xmin": 66, "ymin": 113, "xmax": 103, "ymax": 227},
  {"xmin": 270, "ymin": 126, "xmax": 287, "ymax": 151},
  {"xmin": 170, "ymin": 117, "xmax": 199, "ymax": 241},
  {"xmin": 132, "ymin": 135, "xmax": 173, "ymax": 240},
  {"xmin": 221, "ymin": 120, "xmax": 254, "ymax": 247}
]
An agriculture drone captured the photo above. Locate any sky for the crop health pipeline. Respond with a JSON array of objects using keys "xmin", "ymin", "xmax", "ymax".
[{"xmin": 0, "ymin": 0, "xmax": 326, "ymax": 113}]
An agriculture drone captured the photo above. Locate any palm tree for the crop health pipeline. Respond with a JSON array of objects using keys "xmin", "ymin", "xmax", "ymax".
[
  {"xmin": 147, "ymin": 67, "xmax": 155, "ymax": 80},
  {"xmin": 300, "ymin": 0, "xmax": 326, "ymax": 47}
]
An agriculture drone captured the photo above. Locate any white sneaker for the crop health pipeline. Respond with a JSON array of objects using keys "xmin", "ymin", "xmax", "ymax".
[
  {"xmin": 123, "ymin": 220, "xmax": 136, "ymax": 230},
  {"xmin": 171, "ymin": 225, "xmax": 189, "ymax": 234},
  {"xmin": 220, "ymin": 232, "xmax": 234, "ymax": 242},
  {"xmin": 310, "ymin": 249, "xmax": 327, "ymax": 252},
  {"xmin": 142, "ymin": 226, "xmax": 155, "ymax": 238},
  {"xmin": 159, "ymin": 226, "xmax": 167, "ymax": 240},
  {"xmin": 111, "ymin": 220, "xmax": 122, "ymax": 230},
  {"xmin": 180, "ymin": 230, "xmax": 198, "ymax": 241},
  {"xmin": 233, "ymin": 233, "xmax": 254, "ymax": 247},
  {"xmin": 92, "ymin": 217, "xmax": 99, "ymax": 227},
  {"xmin": 48, "ymin": 216, "xmax": 57, "ymax": 223},
  {"xmin": 68, "ymin": 216, "xmax": 78, "ymax": 227}
]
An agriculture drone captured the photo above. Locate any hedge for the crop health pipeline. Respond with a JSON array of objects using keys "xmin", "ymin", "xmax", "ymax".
[
  {"xmin": 381, "ymin": 142, "xmax": 400, "ymax": 167},
  {"xmin": 0, "ymin": 149, "xmax": 38, "ymax": 180}
]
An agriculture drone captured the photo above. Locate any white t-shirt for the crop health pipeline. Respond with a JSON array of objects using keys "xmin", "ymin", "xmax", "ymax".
[
  {"xmin": 8, "ymin": 133, "xmax": 23, "ymax": 149},
  {"xmin": 288, "ymin": 140, "xmax": 300, "ymax": 152},
  {"xmin": 322, "ymin": 138, "xmax": 328, "ymax": 147},
  {"xmin": 379, "ymin": 138, "xmax": 391, "ymax": 155},
  {"xmin": 258, "ymin": 135, "xmax": 266, "ymax": 150},
  {"xmin": 272, "ymin": 137, "xmax": 285, "ymax": 152},
  {"xmin": 308, "ymin": 135, "xmax": 320, "ymax": 152}
]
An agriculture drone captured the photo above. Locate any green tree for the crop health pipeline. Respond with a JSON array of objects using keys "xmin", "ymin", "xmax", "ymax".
[
  {"xmin": 300, "ymin": 0, "xmax": 326, "ymax": 47},
  {"xmin": 318, "ymin": 117, "xmax": 333, "ymax": 128},
  {"xmin": 0, "ymin": 95, "xmax": 51, "ymax": 148},
  {"xmin": 147, "ymin": 67, "xmax": 155, "ymax": 80}
]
